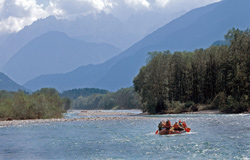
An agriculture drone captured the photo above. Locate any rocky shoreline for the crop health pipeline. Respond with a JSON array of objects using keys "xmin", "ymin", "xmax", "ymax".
[
  {"xmin": 183, "ymin": 110, "xmax": 221, "ymax": 114},
  {"xmin": 0, "ymin": 110, "xmax": 150, "ymax": 127},
  {"xmin": 0, "ymin": 116, "xmax": 153, "ymax": 127},
  {"xmin": 78, "ymin": 110, "xmax": 135, "ymax": 116},
  {"xmin": 1, "ymin": 110, "xmax": 248, "ymax": 127}
]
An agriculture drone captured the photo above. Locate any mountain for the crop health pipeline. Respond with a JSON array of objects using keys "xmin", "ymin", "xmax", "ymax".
[
  {"xmin": 0, "ymin": 12, "xmax": 173, "ymax": 69},
  {"xmin": 2, "ymin": 31, "xmax": 121, "ymax": 84},
  {"xmin": 0, "ymin": 72, "xmax": 28, "ymax": 92},
  {"xmin": 0, "ymin": 15, "xmax": 127, "ymax": 69},
  {"xmin": 71, "ymin": 13, "xmax": 137, "ymax": 50},
  {"xmin": 0, "ymin": 16, "xmax": 69, "ymax": 69},
  {"xmin": 25, "ymin": 0, "xmax": 250, "ymax": 91}
]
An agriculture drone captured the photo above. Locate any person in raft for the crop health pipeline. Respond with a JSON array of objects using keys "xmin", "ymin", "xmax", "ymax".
[
  {"xmin": 165, "ymin": 119, "xmax": 172, "ymax": 130},
  {"xmin": 158, "ymin": 121, "xmax": 163, "ymax": 131},
  {"xmin": 182, "ymin": 121, "xmax": 187, "ymax": 128},
  {"xmin": 179, "ymin": 119, "xmax": 188, "ymax": 129},
  {"xmin": 179, "ymin": 119, "xmax": 183, "ymax": 127},
  {"xmin": 173, "ymin": 122, "xmax": 184, "ymax": 131},
  {"xmin": 160, "ymin": 119, "xmax": 171, "ymax": 130}
]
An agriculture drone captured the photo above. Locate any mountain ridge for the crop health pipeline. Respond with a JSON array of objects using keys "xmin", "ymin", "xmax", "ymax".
[
  {"xmin": 2, "ymin": 31, "xmax": 121, "ymax": 84},
  {"xmin": 0, "ymin": 11, "xmax": 174, "ymax": 69},
  {"xmin": 25, "ymin": 0, "xmax": 250, "ymax": 91}
]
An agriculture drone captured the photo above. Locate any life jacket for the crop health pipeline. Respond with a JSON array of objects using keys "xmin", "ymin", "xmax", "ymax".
[
  {"xmin": 168, "ymin": 121, "xmax": 171, "ymax": 126},
  {"xmin": 182, "ymin": 122, "xmax": 187, "ymax": 128},
  {"xmin": 166, "ymin": 121, "xmax": 171, "ymax": 128},
  {"xmin": 173, "ymin": 123, "xmax": 179, "ymax": 129}
]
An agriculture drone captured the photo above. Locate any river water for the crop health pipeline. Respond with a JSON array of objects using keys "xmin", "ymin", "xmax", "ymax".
[{"xmin": 0, "ymin": 111, "xmax": 250, "ymax": 160}]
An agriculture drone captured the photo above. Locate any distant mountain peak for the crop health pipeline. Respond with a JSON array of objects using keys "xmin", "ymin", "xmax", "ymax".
[
  {"xmin": 23, "ymin": 0, "xmax": 250, "ymax": 91},
  {"xmin": 2, "ymin": 31, "xmax": 121, "ymax": 84}
]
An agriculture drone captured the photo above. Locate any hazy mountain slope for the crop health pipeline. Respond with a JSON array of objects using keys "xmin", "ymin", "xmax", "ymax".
[
  {"xmin": 0, "ymin": 15, "xmax": 128, "ymax": 69},
  {"xmin": 0, "ymin": 12, "xmax": 172, "ymax": 69},
  {"xmin": 0, "ymin": 73, "xmax": 28, "ymax": 92},
  {"xmin": 2, "ymin": 31, "xmax": 121, "ymax": 84},
  {"xmin": 24, "ymin": 64, "xmax": 109, "ymax": 92},
  {"xmin": 94, "ymin": 0, "xmax": 250, "ymax": 90},
  {"xmin": 153, "ymin": 0, "xmax": 250, "ymax": 51},
  {"xmin": 71, "ymin": 13, "xmax": 137, "ymax": 50},
  {"xmin": 25, "ymin": 0, "xmax": 250, "ymax": 91},
  {"xmin": 0, "ymin": 16, "xmax": 70, "ymax": 68}
]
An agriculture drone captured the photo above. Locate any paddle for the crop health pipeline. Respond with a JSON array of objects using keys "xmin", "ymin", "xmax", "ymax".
[
  {"xmin": 184, "ymin": 128, "xmax": 191, "ymax": 132},
  {"xmin": 155, "ymin": 130, "xmax": 159, "ymax": 134}
]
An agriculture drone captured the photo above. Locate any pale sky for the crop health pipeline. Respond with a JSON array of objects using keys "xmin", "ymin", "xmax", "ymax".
[{"xmin": 0, "ymin": 0, "xmax": 221, "ymax": 34}]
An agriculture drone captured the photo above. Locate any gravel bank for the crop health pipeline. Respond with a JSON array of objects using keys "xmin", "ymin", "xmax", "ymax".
[
  {"xmin": 183, "ymin": 110, "xmax": 221, "ymax": 114},
  {"xmin": 1, "ymin": 110, "xmax": 225, "ymax": 127},
  {"xmin": 0, "ymin": 110, "xmax": 150, "ymax": 127},
  {"xmin": 78, "ymin": 110, "xmax": 136, "ymax": 116}
]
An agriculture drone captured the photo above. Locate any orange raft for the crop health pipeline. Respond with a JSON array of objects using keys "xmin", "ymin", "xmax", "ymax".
[
  {"xmin": 158, "ymin": 129, "xmax": 186, "ymax": 135},
  {"xmin": 155, "ymin": 127, "xmax": 191, "ymax": 135}
]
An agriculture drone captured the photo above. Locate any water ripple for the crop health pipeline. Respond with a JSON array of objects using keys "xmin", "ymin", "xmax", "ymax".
[{"xmin": 0, "ymin": 113, "xmax": 250, "ymax": 159}]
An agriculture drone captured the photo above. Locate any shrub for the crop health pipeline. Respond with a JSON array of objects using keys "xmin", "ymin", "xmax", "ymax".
[
  {"xmin": 0, "ymin": 88, "xmax": 69, "ymax": 120},
  {"xmin": 165, "ymin": 101, "xmax": 186, "ymax": 114},
  {"xmin": 210, "ymin": 92, "xmax": 227, "ymax": 110},
  {"xmin": 185, "ymin": 101, "xmax": 194, "ymax": 108},
  {"xmin": 219, "ymin": 95, "xmax": 249, "ymax": 113}
]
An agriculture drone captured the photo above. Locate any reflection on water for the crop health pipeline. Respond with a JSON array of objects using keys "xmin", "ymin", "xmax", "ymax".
[{"xmin": 0, "ymin": 111, "xmax": 250, "ymax": 160}]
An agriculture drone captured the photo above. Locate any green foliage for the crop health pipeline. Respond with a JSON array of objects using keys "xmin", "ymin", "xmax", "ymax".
[
  {"xmin": 134, "ymin": 51, "xmax": 171, "ymax": 114},
  {"xmin": 166, "ymin": 101, "xmax": 186, "ymax": 114},
  {"xmin": 209, "ymin": 92, "xmax": 227, "ymax": 110},
  {"xmin": 71, "ymin": 87, "xmax": 142, "ymax": 110},
  {"xmin": 60, "ymin": 88, "xmax": 108, "ymax": 99},
  {"xmin": 219, "ymin": 95, "xmax": 249, "ymax": 113},
  {"xmin": 99, "ymin": 93, "xmax": 116, "ymax": 109},
  {"xmin": 0, "ymin": 88, "xmax": 70, "ymax": 120},
  {"xmin": 184, "ymin": 101, "xmax": 195, "ymax": 108},
  {"xmin": 134, "ymin": 28, "xmax": 250, "ymax": 114}
]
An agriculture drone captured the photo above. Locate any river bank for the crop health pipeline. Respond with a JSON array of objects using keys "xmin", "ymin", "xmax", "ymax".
[
  {"xmin": 0, "ymin": 116, "xmax": 152, "ymax": 127},
  {"xmin": 137, "ymin": 109, "xmax": 222, "ymax": 115},
  {"xmin": 0, "ymin": 110, "xmax": 147, "ymax": 127},
  {"xmin": 1, "ymin": 109, "xmax": 249, "ymax": 127},
  {"xmin": 78, "ymin": 110, "xmax": 136, "ymax": 116},
  {"xmin": 183, "ymin": 110, "xmax": 221, "ymax": 114}
]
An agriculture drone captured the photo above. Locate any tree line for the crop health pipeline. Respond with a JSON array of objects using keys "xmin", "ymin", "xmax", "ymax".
[
  {"xmin": 72, "ymin": 87, "xmax": 142, "ymax": 110},
  {"xmin": 60, "ymin": 88, "xmax": 108, "ymax": 99},
  {"xmin": 0, "ymin": 88, "xmax": 70, "ymax": 120},
  {"xmin": 0, "ymin": 87, "xmax": 142, "ymax": 120},
  {"xmin": 133, "ymin": 28, "xmax": 250, "ymax": 114}
]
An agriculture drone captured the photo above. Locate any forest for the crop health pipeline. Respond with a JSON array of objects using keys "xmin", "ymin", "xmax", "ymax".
[
  {"xmin": 1, "ymin": 28, "xmax": 249, "ymax": 118},
  {"xmin": 71, "ymin": 87, "xmax": 142, "ymax": 110},
  {"xmin": 0, "ymin": 88, "xmax": 70, "ymax": 120},
  {"xmin": 134, "ymin": 28, "xmax": 250, "ymax": 114},
  {"xmin": 60, "ymin": 88, "xmax": 108, "ymax": 99},
  {"xmin": 0, "ymin": 87, "xmax": 142, "ymax": 120}
]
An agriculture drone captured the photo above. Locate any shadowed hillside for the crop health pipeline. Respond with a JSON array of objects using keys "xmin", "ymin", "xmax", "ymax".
[{"xmin": 2, "ymin": 31, "xmax": 121, "ymax": 84}]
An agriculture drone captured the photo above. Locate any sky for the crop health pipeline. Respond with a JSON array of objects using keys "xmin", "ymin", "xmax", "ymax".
[{"xmin": 0, "ymin": 0, "xmax": 222, "ymax": 35}]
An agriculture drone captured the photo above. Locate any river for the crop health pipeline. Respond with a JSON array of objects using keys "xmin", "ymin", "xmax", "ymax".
[{"xmin": 0, "ymin": 111, "xmax": 250, "ymax": 159}]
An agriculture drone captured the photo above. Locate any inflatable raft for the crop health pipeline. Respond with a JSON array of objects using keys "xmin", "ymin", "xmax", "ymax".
[
  {"xmin": 155, "ymin": 128, "xmax": 190, "ymax": 135},
  {"xmin": 158, "ymin": 129, "xmax": 186, "ymax": 135}
]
